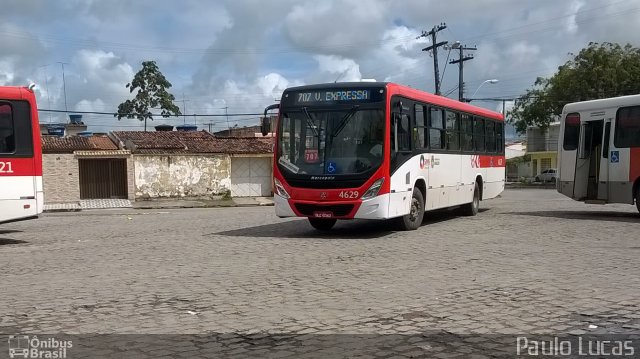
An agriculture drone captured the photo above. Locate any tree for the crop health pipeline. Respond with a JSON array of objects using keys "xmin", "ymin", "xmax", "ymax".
[
  {"xmin": 509, "ymin": 42, "xmax": 640, "ymax": 134},
  {"xmin": 115, "ymin": 61, "xmax": 181, "ymax": 130}
]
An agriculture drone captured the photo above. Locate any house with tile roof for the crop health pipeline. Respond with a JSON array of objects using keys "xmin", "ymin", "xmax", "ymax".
[
  {"xmin": 41, "ymin": 135, "xmax": 134, "ymax": 204},
  {"xmin": 41, "ymin": 130, "xmax": 274, "ymax": 205},
  {"xmin": 110, "ymin": 130, "xmax": 274, "ymax": 199}
]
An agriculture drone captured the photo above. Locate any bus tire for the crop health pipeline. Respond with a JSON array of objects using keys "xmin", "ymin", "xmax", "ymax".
[
  {"xmin": 636, "ymin": 186, "xmax": 640, "ymax": 214},
  {"xmin": 308, "ymin": 218, "xmax": 337, "ymax": 231},
  {"xmin": 462, "ymin": 182, "xmax": 480, "ymax": 216},
  {"xmin": 398, "ymin": 187, "xmax": 425, "ymax": 231}
]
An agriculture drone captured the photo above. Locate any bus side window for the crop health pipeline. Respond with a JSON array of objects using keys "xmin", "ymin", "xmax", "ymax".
[
  {"xmin": 485, "ymin": 120, "xmax": 496, "ymax": 153},
  {"xmin": 0, "ymin": 103, "xmax": 15, "ymax": 154},
  {"xmin": 445, "ymin": 110, "xmax": 460, "ymax": 151},
  {"xmin": 473, "ymin": 117, "xmax": 485, "ymax": 152},
  {"xmin": 428, "ymin": 107, "xmax": 445, "ymax": 150},
  {"xmin": 414, "ymin": 104, "xmax": 427, "ymax": 149},
  {"xmin": 398, "ymin": 113, "xmax": 411, "ymax": 152},
  {"xmin": 614, "ymin": 106, "xmax": 640, "ymax": 148},
  {"xmin": 496, "ymin": 122, "xmax": 504, "ymax": 154},
  {"xmin": 460, "ymin": 114, "xmax": 473, "ymax": 151},
  {"xmin": 563, "ymin": 113, "xmax": 580, "ymax": 151}
]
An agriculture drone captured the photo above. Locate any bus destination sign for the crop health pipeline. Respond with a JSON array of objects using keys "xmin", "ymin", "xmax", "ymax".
[{"xmin": 288, "ymin": 89, "xmax": 382, "ymax": 105}]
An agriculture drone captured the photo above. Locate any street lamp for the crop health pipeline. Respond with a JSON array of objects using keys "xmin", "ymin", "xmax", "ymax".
[{"xmin": 470, "ymin": 79, "xmax": 499, "ymax": 98}]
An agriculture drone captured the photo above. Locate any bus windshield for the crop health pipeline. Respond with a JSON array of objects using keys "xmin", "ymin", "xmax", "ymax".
[{"xmin": 277, "ymin": 108, "xmax": 385, "ymax": 176}]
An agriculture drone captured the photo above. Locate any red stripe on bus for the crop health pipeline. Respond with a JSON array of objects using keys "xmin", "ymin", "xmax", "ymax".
[
  {"xmin": 630, "ymin": 148, "xmax": 640, "ymax": 182},
  {"xmin": 477, "ymin": 155, "xmax": 506, "ymax": 168},
  {"xmin": 0, "ymin": 157, "xmax": 40, "ymax": 176}
]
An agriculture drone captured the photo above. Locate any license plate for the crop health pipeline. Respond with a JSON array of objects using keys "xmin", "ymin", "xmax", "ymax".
[{"xmin": 313, "ymin": 211, "xmax": 333, "ymax": 218}]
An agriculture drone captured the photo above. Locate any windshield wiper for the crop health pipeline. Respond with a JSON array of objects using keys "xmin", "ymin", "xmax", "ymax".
[
  {"xmin": 302, "ymin": 107, "xmax": 319, "ymax": 137},
  {"xmin": 331, "ymin": 105, "xmax": 360, "ymax": 137}
]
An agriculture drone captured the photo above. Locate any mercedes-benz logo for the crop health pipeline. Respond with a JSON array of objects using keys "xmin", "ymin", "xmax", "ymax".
[{"xmin": 320, "ymin": 192, "xmax": 327, "ymax": 199}]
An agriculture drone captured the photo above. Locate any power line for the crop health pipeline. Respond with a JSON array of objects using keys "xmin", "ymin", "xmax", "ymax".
[{"xmin": 37, "ymin": 108, "xmax": 263, "ymax": 117}]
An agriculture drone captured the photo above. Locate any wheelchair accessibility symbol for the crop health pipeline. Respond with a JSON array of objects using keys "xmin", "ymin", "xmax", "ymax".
[
  {"xmin": 611, "ymin": 151, "xmax": 619, "ymax": 163},
  {"xmin": 327, "ymin": 161, "xmax": 337, "ymax": 174}
]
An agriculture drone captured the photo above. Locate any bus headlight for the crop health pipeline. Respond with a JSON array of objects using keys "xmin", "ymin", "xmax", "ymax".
[
  {"xmin": 361, "ymin": 178, "xmax": 384, "ymax": 200},
  {"xmin": 274, "ymin": 178, "xmax": 290, "ymax": 199}
]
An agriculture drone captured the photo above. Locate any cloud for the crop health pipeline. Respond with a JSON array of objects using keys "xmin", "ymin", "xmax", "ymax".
[
  {"xmin": 314, "ymin": 55, "xmax": 362, "ymax": 82},
  {"xmin": 1, "ymin": 0, "xmax": 638, "ymax": 133},
  {"xmin": 565, "ymin": 0, "xmax": 585, "ymax": 34}
]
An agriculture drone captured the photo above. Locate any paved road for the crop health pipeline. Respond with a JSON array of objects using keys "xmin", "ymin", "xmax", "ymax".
[{"xmin": 1, "ymin": 189, "xmax": 639, "ymax": 358}]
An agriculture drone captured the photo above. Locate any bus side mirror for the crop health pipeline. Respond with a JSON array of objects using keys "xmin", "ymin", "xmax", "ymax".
[
  {"xmin": 260, "ymin": 117, "xmax": 270, "ymax": 136},
  {"xmin": 262, "ymin": 103, "xmax": 280, "ymax": 136}
]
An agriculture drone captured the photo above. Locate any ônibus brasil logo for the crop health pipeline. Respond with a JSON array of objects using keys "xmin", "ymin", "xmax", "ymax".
[{"xmin": 7, "ymin": 335, "xmax": 72, "ymax": 359}]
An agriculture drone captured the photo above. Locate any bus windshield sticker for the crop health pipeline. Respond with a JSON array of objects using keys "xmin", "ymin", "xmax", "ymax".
[
  {"xmin": 326, "ymin": 161, "xmax": 337, "ymax": 174},
  {"xmin": 279, "ymin": 157, "xmax": 300, "ymax": 174}
]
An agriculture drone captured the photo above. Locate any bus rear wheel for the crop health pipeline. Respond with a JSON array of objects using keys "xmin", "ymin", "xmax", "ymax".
[
  {"xmin": 308, "ymin": 218, "xmax": 337, "ymax": 231},
  {"xmin": 398, "ymin": 187, "xmax": 425, "ymax": 231},
  {"xmin": 636, "ymin": 186, "xmax": 640, "ymax": 214},
  {"xmin": 461, "ymin": 182, "xmax": 480, "ymax": 216}
]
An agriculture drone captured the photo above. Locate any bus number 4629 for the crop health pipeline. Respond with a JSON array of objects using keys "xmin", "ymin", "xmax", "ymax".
[
  {"xmin": 338, "ymin": 190, "xmax": 359, "ymax": 199},
  {"xmin": 0, "ymin": 161, "xmax": 14, "ymax": 173}
]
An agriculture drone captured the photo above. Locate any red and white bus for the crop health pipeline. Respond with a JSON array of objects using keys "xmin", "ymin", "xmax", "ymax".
[
  {"xmin": 0, "ymin": 86, "xmax": 44, "ymax": 224},
  {"xmin": 557, "ymin": 94, "xmax": 640, "ymax": 213},
  {"xmin": 262, "ymin": 82, "xmax": 505, "ymax": 230}
]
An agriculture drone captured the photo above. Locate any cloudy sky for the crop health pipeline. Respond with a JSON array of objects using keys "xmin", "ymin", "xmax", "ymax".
[{"xmin": 1, "ymin": 0, "xmax": 639, "ymax": 135}]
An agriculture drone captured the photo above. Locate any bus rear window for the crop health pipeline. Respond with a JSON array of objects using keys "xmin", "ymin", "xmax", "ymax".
[
  {"xmin": 0, "ymin": 103, "xmax": 15, "ymax": 154},
  {"xmin": 563, "ymin": 113, "xmax": 580, "ymax": 151},
  {"xmin": 615, "ymin": 106, "xmax": 640, "ymax": 148}
]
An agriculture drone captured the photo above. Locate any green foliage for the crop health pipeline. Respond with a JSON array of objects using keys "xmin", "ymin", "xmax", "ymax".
[
  {"xmin": 510, "ymin": 42, "xmax": 640, "ymax": 134},
  {"xmin": 115, "ymin": 61, "xmax": 181, "ymax": 122}
]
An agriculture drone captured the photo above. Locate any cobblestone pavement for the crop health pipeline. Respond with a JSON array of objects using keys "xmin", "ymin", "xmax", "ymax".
[{"xmin": 1, "ymin": 189, "xmax": 639, "ymax": 358}]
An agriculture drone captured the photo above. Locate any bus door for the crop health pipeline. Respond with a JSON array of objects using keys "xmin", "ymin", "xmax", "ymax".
[
  {"xmin": 597, "ymin": 119, "xmax": 612, "ymax": 201},
  {"xmin": 0, "ymin": 99, "xmax": 38, "ymax": 223},
  {"xmin": 574, "ymin": 119, "xmax": 603, "ymax": 201}
]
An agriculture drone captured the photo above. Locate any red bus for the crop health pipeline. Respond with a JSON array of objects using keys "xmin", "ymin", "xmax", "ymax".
[
  {"xmin": 0, "ymin": 86, "xmax": 44, "ymax": 224},
  {"xmin": 262, "ymin": 82, "xmax": 505, "ymax": 230}
]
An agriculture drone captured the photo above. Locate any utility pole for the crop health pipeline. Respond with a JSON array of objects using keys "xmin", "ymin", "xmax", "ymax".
[
  {"xmin": 449, "ymin": 43, "xmax": 477, "ymax": 102},
  {"xmin": 180, "ymin": 93, "xmax": 190, "ymax": 124},
  {"xmin": 39, "ymin": 65, "xmax": 53, "ymax": 123},
  {"xmin": 57, "ymin": 62, "xmax": 70, "ymax": 115},
  {"xmin": 419, "ymin": 23, "xmax": 448, "ymax": 95},
  {"xmin": 207, "ymin": 122, "xmax": 214, "ymax": 133}
]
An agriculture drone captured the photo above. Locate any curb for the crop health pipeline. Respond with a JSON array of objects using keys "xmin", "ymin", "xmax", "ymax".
[
  {"xmin": 43, "ymin": 208, "xmax": 83, "ymax": 213},
  {"xmin": 44, "ymin": 200, "xmax": 275, "ymax": 212}
]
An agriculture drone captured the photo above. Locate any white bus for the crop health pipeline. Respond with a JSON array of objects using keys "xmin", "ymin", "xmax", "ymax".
[
  {"xmin": 0, "ymin": 86, "xmax": 44, "ymax": 224},
  {"xmin": 557, "ymin": 94, "xmax": 640, "ymax": 213},
  {"xmin": 262, "ymin": 82, "xmax": 506, "ymax": 230}
]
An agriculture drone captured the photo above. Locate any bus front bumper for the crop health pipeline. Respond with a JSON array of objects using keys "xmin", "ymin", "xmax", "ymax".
[{"xmin": 274, "ymin": 193, "xmax": 390, "ymax": 220}]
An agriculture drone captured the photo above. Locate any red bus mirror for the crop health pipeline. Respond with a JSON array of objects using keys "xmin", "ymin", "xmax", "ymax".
[{"xmin": 262, "ymin": 103, "xmax": 280, "ymax": 136}]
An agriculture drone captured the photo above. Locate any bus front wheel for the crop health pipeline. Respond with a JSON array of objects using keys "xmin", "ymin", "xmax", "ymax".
[
  {"xmin": 398, "ymin": 187, "xmax": 425, "ymax": 231},
  {"xmin": 308, "ymin": 218, "xmax": 337, "ymax": 231},
  {"xmin": 461, "ymin": 182, "xmax": 480, "ymax": 216},
  {"xmin": 636, "ymin": 186, "xmax": 640, "ymax": 214}
]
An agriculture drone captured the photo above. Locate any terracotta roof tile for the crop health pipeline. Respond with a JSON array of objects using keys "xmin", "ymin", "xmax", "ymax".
[
  {"xmin": 42, "ymin": 136, "xmax": 118, "ymax": 153},
  {"xmin": 111, "ymin": 130, "xmax": 273, "ymax": 154}
]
